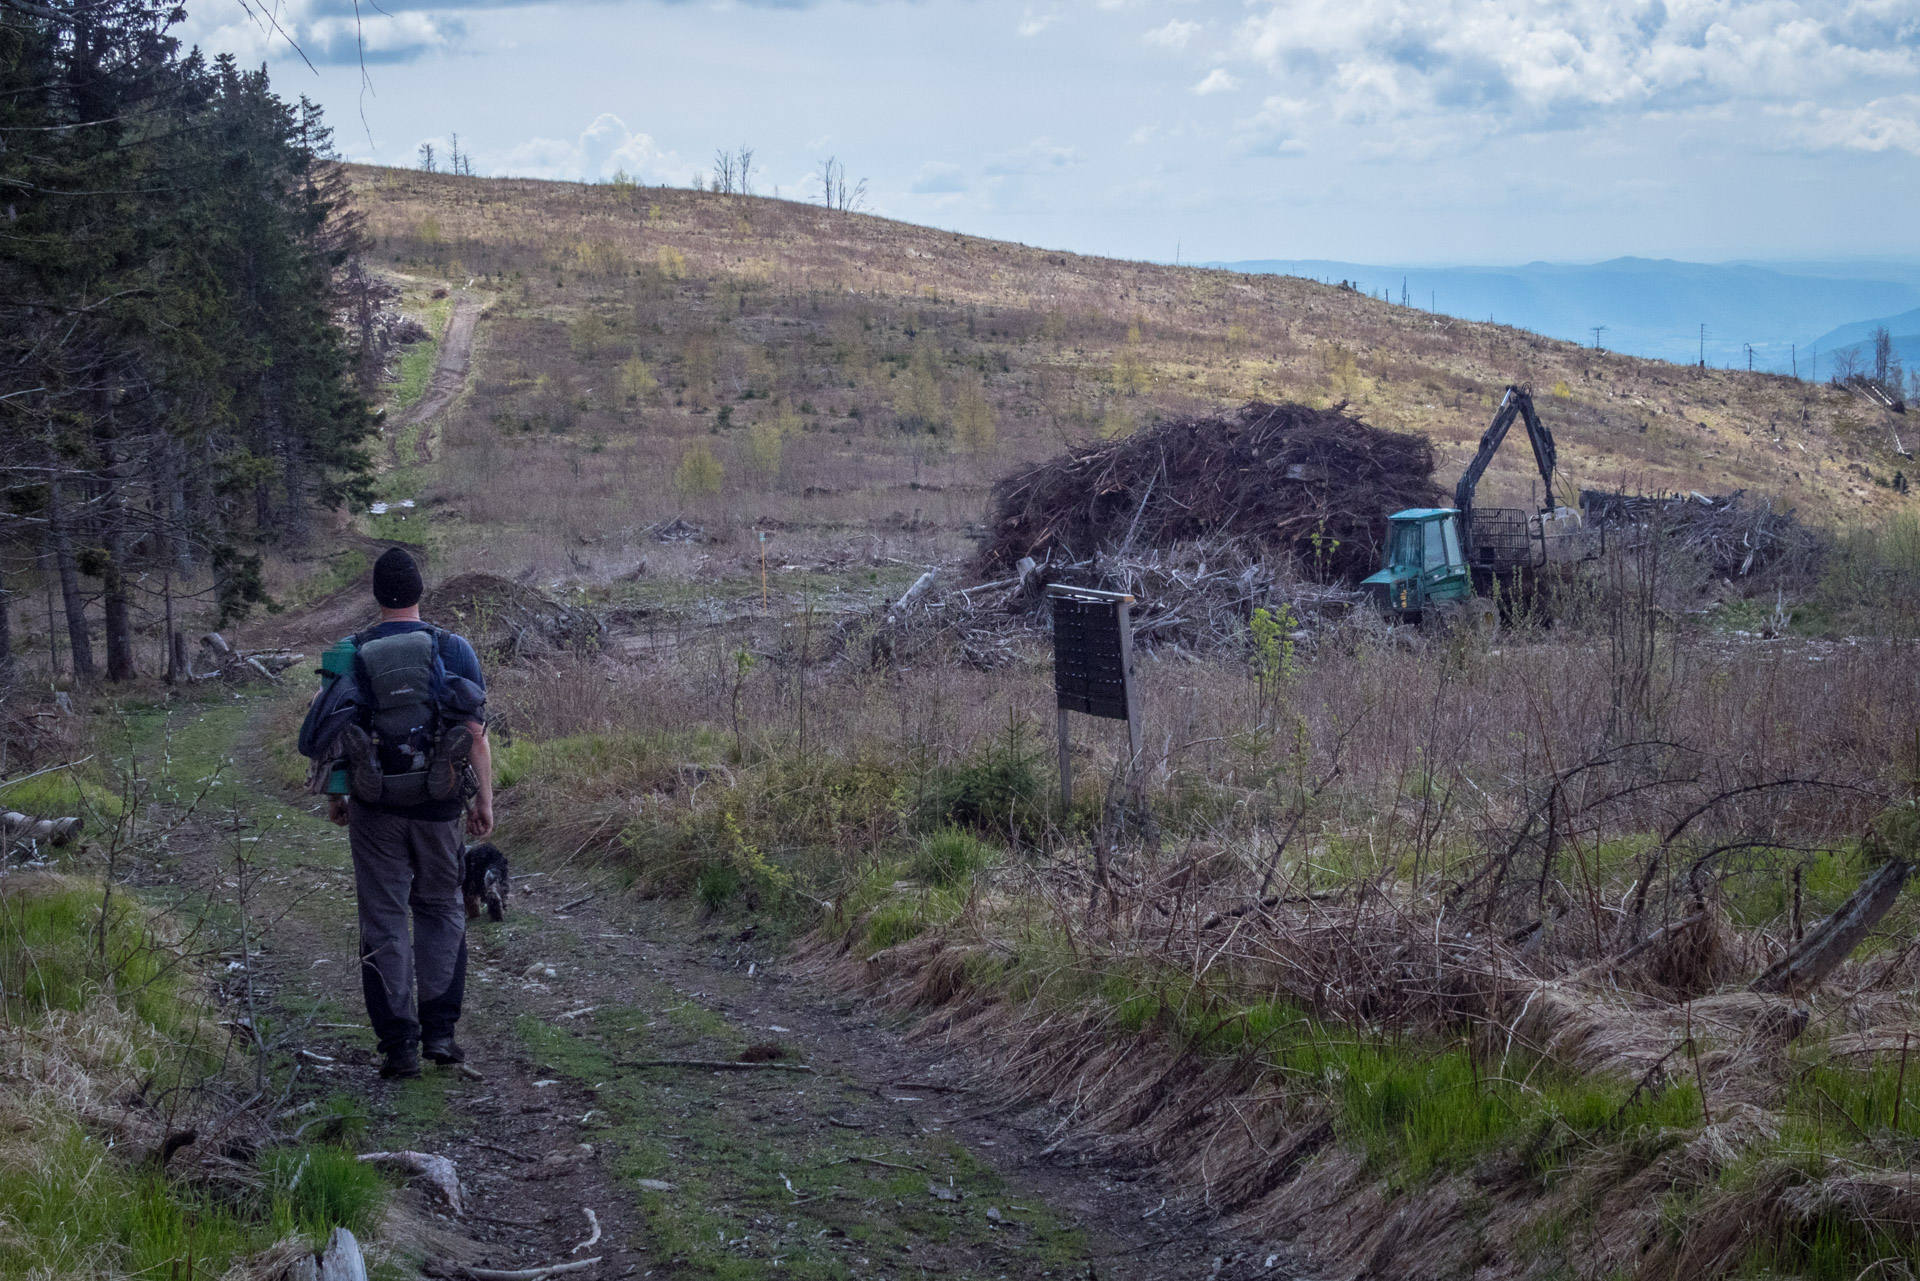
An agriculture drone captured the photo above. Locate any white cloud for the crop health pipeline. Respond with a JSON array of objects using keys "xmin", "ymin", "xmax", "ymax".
[
  {"xmin": 1144, "ymin": 19, "xmax": 1201, "ymax": 49},
  {"xmin": 1193, "ymin": 68, "xmax": 1238, "ymax": 94},
  {"xmin": 1226, "ymin": 0, "xmax": 1920, "ymax": 149},
  {"xmin": 1234, "ymin": 95, "xmax": 1312, "ymax": 156},
  {"xmin": 1789, "ymin": 93, "xmax": 1920, "ymax": 152},
  {"xmin": 494, "ymin": 114, "xmax": 695, "ymax": 183},
  {"xmin": 177, "ymin": 0, "xmax": 461, "ymax": 65},
  {"xmin": 984, "ymin": 136, "xmax": 1082, "ymax": 175},
  {"xmin": 910, "ymin": 162, "xmax": 969, "ymax": 193},
  {"xmin": 1018, "ymin": 6, "xmax": 1061, "ymax": 36}
]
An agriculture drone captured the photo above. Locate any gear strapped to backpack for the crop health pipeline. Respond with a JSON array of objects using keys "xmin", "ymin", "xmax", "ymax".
[
  {"xmin": 353, "ymin": 625, "xmax": 458, "ymax": 809},
  {"xmin": 297, "ymin": 622, "xmax": 488, "ymax": 808}
]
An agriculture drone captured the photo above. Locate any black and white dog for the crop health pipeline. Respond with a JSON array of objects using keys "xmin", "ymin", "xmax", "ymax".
[{"xmin": 461, "ymin": 842, "xmax": 511, "ymax": 922}]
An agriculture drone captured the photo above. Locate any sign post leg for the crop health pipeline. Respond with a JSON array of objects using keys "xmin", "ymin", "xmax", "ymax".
[
  {"xmin": 1117, "ymin": 601, "xmax": 1143, "ymax": 775},
  {"xmin": 1057, "ymin": 706, "xmax": 1072, "ymax": 812}
]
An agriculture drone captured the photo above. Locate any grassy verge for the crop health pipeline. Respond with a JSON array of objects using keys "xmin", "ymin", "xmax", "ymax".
[
  {"xmin": 483, "ymin": 707, "xmax": 1920, "ymax": 1278},
  {"xmin": 0, "ymin": 874, "xmax": 384, "ymax": 1278}
]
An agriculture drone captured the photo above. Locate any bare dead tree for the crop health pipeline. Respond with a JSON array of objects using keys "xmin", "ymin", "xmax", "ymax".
[
  {"xmin": 814, "ymin": 157, "xmax": 869, "ymax": 213},
  {"xmin": 417, "ymin": 140, "xmax": 437, "ymax": 173},
  {"xmin": 1830, "ymin": 345, "xmax": 1862, "ymax": 383},
  {"xmin": 711, "ymin": 148, "xmax": 736, "ymax": 194},
  {"xmin": 735, "ymin": 145, "xmax": 754, "ymax": 196}
]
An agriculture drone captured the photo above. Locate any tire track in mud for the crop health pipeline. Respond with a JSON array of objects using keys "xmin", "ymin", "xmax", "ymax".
[{"xmin": 390, "ymin": 291, "xmax": 480, "ymax": 467}]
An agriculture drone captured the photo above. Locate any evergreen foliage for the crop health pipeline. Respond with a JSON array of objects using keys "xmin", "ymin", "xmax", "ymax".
[{"xmin": 0, "ymin": 0, "xmax": 376, "ymax": 676}]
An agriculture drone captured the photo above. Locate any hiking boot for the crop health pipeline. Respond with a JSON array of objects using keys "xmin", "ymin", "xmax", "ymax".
[
  {"xmin": 427, "ymin": 723, "xmax": 474, "ymax": 802},
  {"xmin": 421, "ymin": 1037, "xmax": 466, "ymax": 1065},
  {"xmin": 340, "ymin": 724, "xmax": 384, "ymax": 804},
  {"xmin": 379, "ymin": 1045, "xmax": 422, "ymax": 1079}
]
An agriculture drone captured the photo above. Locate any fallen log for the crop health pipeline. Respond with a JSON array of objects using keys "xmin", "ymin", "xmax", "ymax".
[
  {"xmin": 617, "ymin": 1058, "xmax": 815, "ymax": 1073},
  {"xmin": 357, "ymin": 1150, "xmax": 463, "ymax": 1215},
  {"xmin": 460, "ymin": 1259, "xmax": 601, "ymax": 1280},
  {"xmin": 288, "ymin": 1228, "xmax": 368, "ymax": 1281},
  {"xmin": 1, "ymin": 812, "xmax": 83, "ymax": 846},
  {"xmin": 1751, "ymin": 860, "xmax": 1912, "ymax": 996},
  {"xmin": 886, "ymin": 569, "xmax": 941, "ymax": 625}
]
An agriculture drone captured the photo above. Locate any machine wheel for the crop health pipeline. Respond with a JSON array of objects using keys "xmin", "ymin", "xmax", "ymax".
[{"xmin": 1427, "ymin": 598, "xmax": 1498, "ymax": 638}]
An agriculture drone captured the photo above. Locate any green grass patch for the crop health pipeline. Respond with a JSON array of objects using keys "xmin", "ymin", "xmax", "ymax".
[
  {"xmin": 388, "ymin": 298, "xmax": 451, "ymax": 412},
  {"xmin": 0, "ymin": 877, "xmax": 197, "ymax": 1039},
  {"xmin": 511, "ymin": 1007, "xmax": 1089, "ymax": 1279},
  {"xmin": 0, "ymin": 766, "xmax": 125, "ymax": 822},
  {"xmin": 1, "ymin": 868, "xmax": 383, "ymax": 1277},
  {"xmin": 911, "ymin": 828, "xmax": 995, "ymax": 888}
]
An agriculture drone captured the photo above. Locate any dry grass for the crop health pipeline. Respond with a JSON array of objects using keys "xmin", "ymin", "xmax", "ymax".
[{"xmin": 344, "ymin": 165, "xmax": 1914, "ymax": 592}]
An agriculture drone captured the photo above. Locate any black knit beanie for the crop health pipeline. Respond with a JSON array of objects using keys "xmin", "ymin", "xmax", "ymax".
[{"xmin": 372, "ymin": 548, "xmax": 423, "ymax": 609}]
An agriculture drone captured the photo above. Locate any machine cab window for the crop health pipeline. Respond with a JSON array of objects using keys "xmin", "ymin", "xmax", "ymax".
[
  {"xmin": 1423, "ymin": 520, "xmax": 1446, "ymax": 574},
  {"xmin": 1392, "ymin": 521, "xmax": 1423, "ymax": 570}
]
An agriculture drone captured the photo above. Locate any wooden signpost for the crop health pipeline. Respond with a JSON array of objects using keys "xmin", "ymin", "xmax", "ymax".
[{"xmin": 1048, "ymin": 584, "xmax": 1141, "ymax": 809}]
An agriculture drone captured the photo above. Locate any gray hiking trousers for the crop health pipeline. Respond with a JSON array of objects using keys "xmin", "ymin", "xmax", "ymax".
[{"xmin": 348, "ymin": 801, "xmax": 467, "ymax": 1051}]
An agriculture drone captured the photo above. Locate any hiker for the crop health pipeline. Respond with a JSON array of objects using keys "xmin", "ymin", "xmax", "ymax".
[{"xmin": 309, "ymin": 548, "xmax": 494, "ymax": 1080}]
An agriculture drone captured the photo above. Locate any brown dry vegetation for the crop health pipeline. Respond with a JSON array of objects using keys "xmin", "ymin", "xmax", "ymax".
[
  {"xmin": 343, "ymin": 164, "xmax": 1912, "ymax": 588},
  {"xmin": 313, "ymin": 166, "xmax": 1920, "ymax": 1280}
]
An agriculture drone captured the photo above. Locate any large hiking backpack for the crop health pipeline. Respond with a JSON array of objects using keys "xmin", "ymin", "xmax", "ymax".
[{"xmin": 354, "ymin": 626, "xmax": 449, "ymax": 808}]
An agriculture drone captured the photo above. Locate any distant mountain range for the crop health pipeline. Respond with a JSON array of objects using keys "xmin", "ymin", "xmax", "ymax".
[{"xmin": 1207, "ymin": 256, "xmax": 1920, "ymax": 381}]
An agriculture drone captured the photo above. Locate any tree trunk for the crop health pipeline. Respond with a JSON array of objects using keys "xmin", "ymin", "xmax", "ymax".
[
  {"xmin": 97, "ymin": 426, "xmax": 136, "ymax": 682},
  {"xmin": 155, "ymin": 434, "xmax": 193, "ymax": 574},
  {"xmin": 0, "ymin": 560, "xmax": 13, "ymax": 683},
  {"xmin": 48, "ymin": 480, "xmax": 96, "ymax": 684},
  {"xmin": 281, "ymin": 434, "xmax": 309, "ymax": 548},
  {"xmin": 1750, "ymin": 859, "xmax": 1913, "ymax": 995}
]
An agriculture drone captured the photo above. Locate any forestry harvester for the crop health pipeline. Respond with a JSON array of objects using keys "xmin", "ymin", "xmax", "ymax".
[{"xmin": 1362, "ymin": 385, "xmax": 1597, "ymax": 626}]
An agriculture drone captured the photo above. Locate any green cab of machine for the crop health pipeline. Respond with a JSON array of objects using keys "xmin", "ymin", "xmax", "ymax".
[{"xmin": 1361, "ymin": 508, "xmax": 1474, "ymax": 621}]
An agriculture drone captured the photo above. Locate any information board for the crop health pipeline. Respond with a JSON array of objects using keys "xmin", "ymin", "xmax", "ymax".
[
  {"xmin": 1051, "ymin": 594, "xmax": 1132, "ymax": 719},
  {"xmin": 1047, "ymin": 584, "xmax": 1142, "ymax": 808}
]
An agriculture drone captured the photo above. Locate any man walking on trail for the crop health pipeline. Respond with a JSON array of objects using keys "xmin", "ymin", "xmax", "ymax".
[{"xmin": 325, "ymin": 548, "xmax": 494, "ymax": 1080}]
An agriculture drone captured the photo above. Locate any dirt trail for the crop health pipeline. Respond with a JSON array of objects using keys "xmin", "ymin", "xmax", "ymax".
[
  {"xmin": 150, "ymin": 692, "xmax": 1287, "ymax": 1280},
  {"xmin": 397, "ymin": 292, "xmax": 480, "ymax": 463}
]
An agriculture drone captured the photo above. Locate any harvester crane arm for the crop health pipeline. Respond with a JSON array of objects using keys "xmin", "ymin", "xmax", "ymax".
[{"xmin": 1452, "ymin": 384, "xmax": 1559, "ymax": 544}]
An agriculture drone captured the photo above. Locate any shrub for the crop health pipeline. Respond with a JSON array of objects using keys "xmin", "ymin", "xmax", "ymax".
[
  {"xmin": 922, "ymin": 728, "xmax": 1043, "ymax": 835},
  {"xmin": 911, "ymin": 828, "xmax": 994, "ymax": 888},
  {"xmin": 673, "ymin": 441, "xmax": 724, "ymax": 495}
]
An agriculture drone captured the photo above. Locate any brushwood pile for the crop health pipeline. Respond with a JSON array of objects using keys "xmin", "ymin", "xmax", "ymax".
[
  {"xmin": 978, "ymin": 401, "xmax": 1442, "ymax": 583},
  {"xmin": 1580, "ymin": 487, "xmax": 1824, "ymax": 586}
]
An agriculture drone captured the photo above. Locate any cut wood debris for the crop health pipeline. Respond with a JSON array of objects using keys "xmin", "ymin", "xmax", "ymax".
[
  {"xmin": 979, "ymin": 401, "xmax": 1441, "ymax": 584},
  {"xmin": 1580, "ymin": 487, "xmax": 1824, "ymax": 584},
  {"xmin": 357, "ymin": 1150, "xmax": 464, "ymax": 1216}
]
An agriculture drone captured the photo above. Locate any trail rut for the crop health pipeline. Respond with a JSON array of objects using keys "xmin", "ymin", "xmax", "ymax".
[{"xmin": 394, "ymin": 292, "xmax": 480, "ymax": 465}]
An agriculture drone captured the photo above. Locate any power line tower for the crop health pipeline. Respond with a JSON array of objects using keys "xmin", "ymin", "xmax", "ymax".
[{"xmin": 1590, "ymin": 325, "xmax": 1608, "ymax": 351}]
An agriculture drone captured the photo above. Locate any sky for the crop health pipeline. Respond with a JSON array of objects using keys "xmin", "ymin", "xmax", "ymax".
[{"xmin": 182, "ymin": 0, "xmax": 1920, "ymax": 267}]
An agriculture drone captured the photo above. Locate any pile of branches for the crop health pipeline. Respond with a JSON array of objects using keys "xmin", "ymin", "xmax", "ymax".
[
  {"xmin": 426, "ymin": 573, "xmax": 604, "ymax": 660},
  {"xmin": 1580, "ymin": 488, "xmax": 1824, "ymax": 585},
  {"xmin": 192, "ymin": 633, "xmax": 305, "ymax": 684},
  {"xmin": 850, "ymin": 538, "xmax": 1366, "ymax": 668},
  {"xmin": 980, "ymin": 402, "xmax": 1442, "ymax": 585}
]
